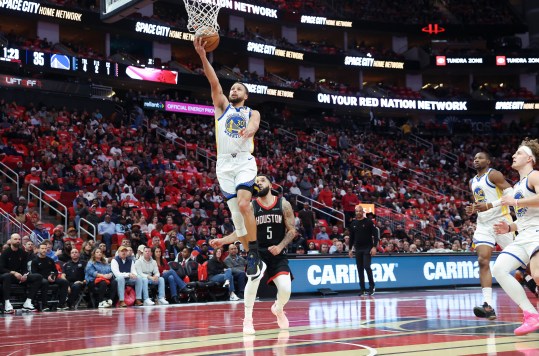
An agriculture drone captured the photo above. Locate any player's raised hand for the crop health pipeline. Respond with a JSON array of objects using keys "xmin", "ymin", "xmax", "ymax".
[{"xmin": 193, "ymin": 36, "xmax": 207, "ymax": 57}]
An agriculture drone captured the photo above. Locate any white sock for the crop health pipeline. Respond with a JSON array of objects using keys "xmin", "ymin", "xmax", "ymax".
[
  {"xmin": 482, "ymin": 287, "xmax": 493, "ymax": 306},
  {"xmin": 492, "ymin": 254, "xmax": 538, "ymax": 314},
  {"xmin": 244, "ymin": 274, "xmax": 261, "ymax": 320},
  {"xmin": 5, "ymin": 300, "xmax": 12, "ymax": 307},
  {"xmin": 25, "ymin": 298, "xmax": 32, "ymax": 305},
  {"xmin": 273, "ymin": 274, "xmax": 292, "ymax": 311}
]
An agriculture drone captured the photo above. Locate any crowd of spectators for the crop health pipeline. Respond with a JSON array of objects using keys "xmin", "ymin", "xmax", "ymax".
[
  {"xmin": 1, "ymin": 94, "xmax": 534, "ymax": 259},
  {"xmin": 1, "ymin": 86, "xmax": 536, "ymax": 310}
]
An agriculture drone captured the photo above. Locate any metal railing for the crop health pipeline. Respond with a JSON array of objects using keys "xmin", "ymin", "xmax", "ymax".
[
  {"xmin": 440, "ymin": 148, "xmax": 458, "ymax": 162},
  {"xmin": 295, "ymin": 194, "xmax": 345, "ymax": 228},
  {"xmin": 90, "ymin": 84, "xmax": 114, "ymax": 100},
  {"xmin": 155, "ymin": 126, "xmax": 187, "ymax": 156},
  {"xmin": 408, "ymin": 134, "xmax": 433, "ymax": 152},
  {"xmin": 0, "ymin": 207, "xmax": 32, "ymax": 244},
  {"xmin": 27, "ymin": 184, "xmax": 68, "ymax": 232},
  {"xmin": 306, "ymin": 141, "xmax": 340, "ymax": 157},
  {"xmin": 0, "ymin": 161, "xmax": 20, "ymax": 195},
  {"xmin": 196, "ymin": 147, "xmax": 216, "ymax": 169},
  {"xmin": 79, "ymin": 217, "xmax": 96, "ymax": 241},
  {"xmin": 372, "ymin": 203, "xmax": 434, "ymax": 241},
  {"xmin": 277, "ymin": 127, "xmax": 298, "ymax": 144},
  {"xmin": 363, "ymin": 149, "xmax": 469, "ymax": 196},
  {"xmin": 313, "ymin": 129, "xmax": 328, "ymax": 139}
]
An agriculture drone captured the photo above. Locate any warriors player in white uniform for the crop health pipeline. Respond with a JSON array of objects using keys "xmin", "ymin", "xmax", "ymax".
[
  {"xmin": 465, "ymin": 151, "xmax": 513, "ymax": 320},
  {"xmin": 491, "ymin": 138, "xmax": 539, "ymax": 336},
  {"xmin": 194, "ymin": 37, "xmax": 265, "ymax": 278}
]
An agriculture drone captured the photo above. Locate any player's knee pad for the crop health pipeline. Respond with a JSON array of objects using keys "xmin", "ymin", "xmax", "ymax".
[{"xmin": 227, "ymin": 198, "xmax": 247, "ymax": 237}]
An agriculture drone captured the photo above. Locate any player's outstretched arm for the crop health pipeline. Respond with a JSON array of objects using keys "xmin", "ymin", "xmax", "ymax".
[
  {"xmin": 268, "ymin": 199, "xmax": 297, "ymax": 256},
  {"xmin": 193, "ymin": 37, "xmax": 227, "ymax": 112},
  {"xmin": 209, "ymin": 231, "xmax": 238, "ymax": 249},
  {"xmin": 240, "ymin": 110, "xmax": 260, "ymax": 139}
]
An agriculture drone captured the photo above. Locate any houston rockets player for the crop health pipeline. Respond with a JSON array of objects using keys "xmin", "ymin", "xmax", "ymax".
[{"xmin": 211, "ymin": 175, "xmax": 296, "ymax": 334}]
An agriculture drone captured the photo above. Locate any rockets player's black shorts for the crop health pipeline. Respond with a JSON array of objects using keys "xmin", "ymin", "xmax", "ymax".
[{"xmin": 260, "ymin": 249, "xmax": 293, "ymax": 286}]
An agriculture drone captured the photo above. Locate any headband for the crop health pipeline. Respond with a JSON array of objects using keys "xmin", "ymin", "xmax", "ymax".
[{"xmin": 519, "ymin": 145, "xmax": 536, "ymax": 163}]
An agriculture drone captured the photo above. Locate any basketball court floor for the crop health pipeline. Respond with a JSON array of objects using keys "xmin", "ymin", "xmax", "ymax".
[{"xmin": 1, "ymin": 288, "xmax": 538, "ymax": 355}]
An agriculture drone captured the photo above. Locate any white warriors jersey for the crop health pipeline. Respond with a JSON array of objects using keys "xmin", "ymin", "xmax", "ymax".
[
  {"xmin": 471, "ymin": 168, "xmax": 511, "ymax": 224},
  {"xmin": 513, "ymin": 170, "xmax": 539, "ymax": 232},
  {"xmin": 215, "ymin": 104, "xmax": 254, "ymax": 155}
]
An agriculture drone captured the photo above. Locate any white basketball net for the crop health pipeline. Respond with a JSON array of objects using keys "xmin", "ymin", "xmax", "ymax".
[{"xmin": 182, "ymin": 0, "xmax": 222, "ymax": 35}]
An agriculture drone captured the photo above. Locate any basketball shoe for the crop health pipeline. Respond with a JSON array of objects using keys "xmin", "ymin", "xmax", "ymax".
[
  {"xmin": 473, "ymin": 302, "xmax": 496, "ymax": 320},
  {"xmin": 514, "ymin": 311, "xmax": 539, "ymax": 336},
  {"xmin": 243, "ymin": 317, "xmax": 256, "ymax": 335},
  {"xmin": 246, "ymin": 252, "xmax": 266, "ymax": 279},
  {"xmin": 271, "ymin": 302, "xmax": 289, "ymax": 329}
]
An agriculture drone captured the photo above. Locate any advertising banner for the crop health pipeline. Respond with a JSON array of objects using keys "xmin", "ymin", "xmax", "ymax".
[{"xmin": 289, "ymin": 253, "xmax": 496, "ymax": 293}]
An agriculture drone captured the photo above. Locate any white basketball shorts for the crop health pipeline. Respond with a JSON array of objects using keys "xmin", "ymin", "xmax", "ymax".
[
  {"xmin": 499, "ymin": 228, "xmax": 539, "ymax": 268},
  {"xmin": 216, "ymin": 152, "xmax": 257, "ymax": 199},
  {"xmin": 473, "ymin": 220, "xmax": 514, "ymax": 250}
]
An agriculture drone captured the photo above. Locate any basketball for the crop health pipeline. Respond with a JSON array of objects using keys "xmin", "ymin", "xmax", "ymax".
[{"xmin": 195, "ymin": 27, "xmax": 220, "ymax": 52}]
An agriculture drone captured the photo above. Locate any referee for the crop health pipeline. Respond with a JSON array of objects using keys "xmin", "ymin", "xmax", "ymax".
[{"xmin": 348, "ymin": 205, "xmax": 379, "ymax": 296}]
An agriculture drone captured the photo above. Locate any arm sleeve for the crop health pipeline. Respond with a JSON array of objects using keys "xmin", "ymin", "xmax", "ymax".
[
  {"xmin": 372, "ymin": 224, "xmax": 380, "ymax": 247},
  {"xmin": 348, "ymin": 223, "xmax": 355, "ymax": 246},
  {"xmin": 130, "ymin": 261, "xmax": 137, "ymax": 275},
  {"xmin": 0, "ymin": 253, "xmax": 9, "ymax": 274},
  {"xmin": 153, "ymin": 261, "xmax": 160, "ymax": 277},
  {"xmin": 135, "ymin": 260, "xmax": 143, "ymax": 277},
  {"xmin": 111, "ymin": 259, "xmax": 123, "ymax": 278}
]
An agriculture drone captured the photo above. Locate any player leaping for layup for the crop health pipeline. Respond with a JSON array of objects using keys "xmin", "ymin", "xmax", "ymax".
[{"xmin": 194, "ymin": 37, "xmax": 265, "ymax": 278}]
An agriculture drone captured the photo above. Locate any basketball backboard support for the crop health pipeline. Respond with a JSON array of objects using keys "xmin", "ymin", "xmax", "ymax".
[{"xmin": 100, "ymin": 0, "xmax": 156, "ymax": 23}]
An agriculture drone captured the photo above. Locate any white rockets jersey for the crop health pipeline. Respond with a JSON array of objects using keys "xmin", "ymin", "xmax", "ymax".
[
  {"xmin": 215, "ymin": 104, "xmax": 254, "ymax": 155},
  {"xmin": 513, "ymin": 170, "xmax": 539, "ymax": 232},
  {"xmin": 471, "ymin": 168, "xmax": 511, "ymax": 224}
]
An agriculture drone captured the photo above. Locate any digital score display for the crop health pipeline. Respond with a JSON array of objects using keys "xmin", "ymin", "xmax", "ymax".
[{"xmin": 0, "ymin": 47, "xmax": 117, "ymax": 76}]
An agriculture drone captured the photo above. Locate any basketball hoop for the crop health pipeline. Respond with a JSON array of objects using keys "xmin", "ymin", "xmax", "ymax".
[{"xmin": 182, "ymin": 0, "xmax": 222, "ymax": 35}]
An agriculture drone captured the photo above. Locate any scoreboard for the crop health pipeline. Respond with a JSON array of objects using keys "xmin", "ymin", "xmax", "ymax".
[{"xmin": 1, "ymin": 47, "xmax": 118, "ymax": 77}]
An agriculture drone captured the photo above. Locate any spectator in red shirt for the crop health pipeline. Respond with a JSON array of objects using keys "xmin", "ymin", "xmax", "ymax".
[
  {"xmin": 317, "ymin": 185, "xmax": 334, "ymax": 223},
  {"xmin": 341, "ymin": 188, "xmax": 360, "ymax": 224},
  {"xmin": 162, "ymin": 216, "xmax": 177, "ymax": 234},
  {"xmin": 0, "ymin": 195, "xmax": 14, "ymax": 213}
]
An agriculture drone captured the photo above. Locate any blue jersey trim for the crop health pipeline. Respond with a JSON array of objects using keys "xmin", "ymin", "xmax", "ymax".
[{"xmin": 500, "ymin": 251, "xmax": 527, "ymax": 268}]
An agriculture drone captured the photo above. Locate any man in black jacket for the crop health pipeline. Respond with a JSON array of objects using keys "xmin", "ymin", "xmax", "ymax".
[
  {"xmin": 31, "ymin": 242, "xmax": 69, "ymax": 310},
  {"xmin": 62, "ymin": 249, "xmax": 87, "ymax": 309},
  {"xmin": 0, "ymin": 233, "xmax": 42, "ymax": 313},
  {"xmin": 348, "ymin": 205, "xmax": 379, "ymax": 296}
]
